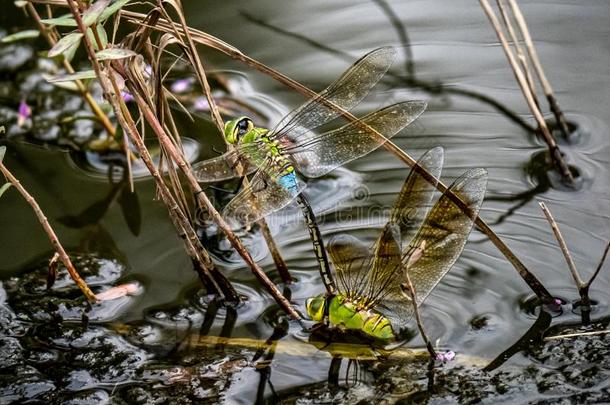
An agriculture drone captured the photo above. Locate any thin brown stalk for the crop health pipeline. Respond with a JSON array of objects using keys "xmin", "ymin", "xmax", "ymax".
[
  {"xmin": 120, "ymin": 11, "xmax": 554, "ymax": 302},
  {"xmin": 26, "ymin": 2, "xmax": 117, "ymax": 138},
  {"xmin": 404, "ymin": 265, "xmax": 437, "ymax": 359},
  {"xmin": 64, "ymin": 0, "xmax": 238, "ymax": 301},
  {"xmin": 496, "ymin": 0, "xmax": 539, "ymax": 107},
  {"xmin": 545, "ymin": 330, "xmax": 610, "ymax": 341},
  {"xmin": 106, "ymin": 70, "xmax": 238, "ymax": 300},
  {"xmin": 590, "ymin": 238, "xmax": 610, "ymax": 287},
  {"xmin": 0, "ymin": 161, "xmax": 96, "ymax": 301},
  {"xmin": 126, "ymin": 83, "xmax": 299, "ymax": 319},
  {"xmin": 539, "ymin": 202, "xmax": 583, "ymax": 288},
  {"xmin": 155, "ymin": 2, "xmax": 291, "ymax": 282},
  {"xmin": 480, "ymin": 0, "xmax": 574, "ymax": 185},
  {"xmin": 507, "ymin": 0, "xmax": 573, "ymax": 140}
]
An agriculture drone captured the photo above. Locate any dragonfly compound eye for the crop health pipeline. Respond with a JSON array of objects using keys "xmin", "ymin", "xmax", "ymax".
[{"xmin": 236, "ymin": 118, "xmax": 253, "ymax": 138}]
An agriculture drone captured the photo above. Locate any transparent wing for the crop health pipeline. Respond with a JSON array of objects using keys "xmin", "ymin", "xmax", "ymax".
[
  {"xmin": 222, "ymin": 163, "xmax": 305, "ymax": 229},
  {"xmin": 390, "ymin": 168, "xmax": 488, "ymax": 325},
  {"xmin": 390, "ymin": 147, "xmax": 444, "ymax": 249},
  {"xmin": 269, "ymin": 47, "xmax": 397, "ymax": 143},
  {"xmin": 359, "ymin": 223, "xmax": 403, "ymax": 309},
  {"xmin": 286, "ymin": 101, "xmax": 427, "ymax": 178},
  {"xmin": 192, "ymin": 146, "xmax": 258, "ymax": 183},
  {"xmin": 327, "ymin": 234, "xmax": 371, "ymax": 298}
]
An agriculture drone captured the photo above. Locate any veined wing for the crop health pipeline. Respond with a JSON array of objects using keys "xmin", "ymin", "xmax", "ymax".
[
  {"xmin": 285, "ymin": 101, "xmax": 427, "ymax": 178},
  {"xmin": 269, "ymin": 47, "xmax": 397, "ymax": 143},
  {"xmin": 379, "ymin": 168, "xmax": 488, "ymax": 325},
  {"xmin": 327, "ymin": 234, "xmax": 370, "ymax": 299},
  {"xmin": 359, "ymin": 223, "xmax": 403, "ymax": 310},
  {"xmin": 192, "ymin": 147, "xmax": 258, "ymax": 183},
  {"xmin": 389, "ymin": 147, "xmax": 444, "ymax": 249},
  {"xmin": 222, "ymin": 162, "xmax": 305, "ymax": 229}
]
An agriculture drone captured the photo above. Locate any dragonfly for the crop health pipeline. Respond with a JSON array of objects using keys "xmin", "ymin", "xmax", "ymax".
[
  {"xmin": 305, "ymin": 147, "xmax": 488, "ymax": 340},
  {"xmin": 193, "ymin": 47, "xmax": 426, "ymax": 292}
]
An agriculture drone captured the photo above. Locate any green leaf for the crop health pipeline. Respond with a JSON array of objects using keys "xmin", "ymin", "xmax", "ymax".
[
  {"xmin": 0, "ymin": 183, "xmax": 11, "ymax": 199},
  {"xmin": 46, "ymin": 70, "xmax": 97, "ymax": 83},
  {"xmin": 1, "ymin": 30, "xmax": 40, "ymax": 43},
  {"xmin": 48, "ymin": 32, "xmax": 83, "ymax": 58},
  {"xmin": 40, "ymin": 14, "xmax": 77, "ymax": 27},
  {"xmin": 95, "ymin": 48, "xmax": 137, "ymax": 61},
  {"xmin": 82, "ymin": 0, "xmax": 112, "ymax": 26},
  {"xmin": 99, "ymin": 0, "xmax": 131, "ymax": 22},
  {"xmin": 96, "ymin": 24, "xmax": 108, "ymax": 49},
  {"xmin": 0, "ymin": 146, "xmax": 6, "ymax": 163}
]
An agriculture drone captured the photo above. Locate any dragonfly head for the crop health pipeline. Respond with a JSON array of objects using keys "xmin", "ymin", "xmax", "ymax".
[
  {"xmin": 305, "ymin": 295, "xmax": 326, "ymax": 322},
  {"xmin": 224, "ymin": 117, "xmax": 254, "ymax": 144}
]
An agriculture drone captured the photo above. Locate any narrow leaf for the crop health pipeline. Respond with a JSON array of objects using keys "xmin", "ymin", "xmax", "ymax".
[
  {"xmin": 46, "ymin": 70, "xmax": 97, "ymax": 83},
  {"xmin": 40, "ymin": 15, "xmax": 77, "ymax": 27},
  {"xmin": 96, "ymin": 24, "xmax": 108, "ymax": 49},
  {"xmin": 1, "ymin": 30, "xmax": 40, "ymax": 43},
  {"xmin": 48, "ymin": 33, "xmax": 83, "ymax": 58},
  {"xmin": 0, "ymin": 183, "xmax": 11, "ymax": 199},
  {"xmin": 95, "ymin": 48, "xmax": 137, "ymax": 61},
  {"xmin": 99, "ymin": 0, "xmax": 131, "ymax": 21},
  {"xmin": 82, "ymin": 0, "xmax": 112, "ymax": 26},
  {"xmin": 0, "ymin": 146, "xmax": 5, "ymax": 162}
]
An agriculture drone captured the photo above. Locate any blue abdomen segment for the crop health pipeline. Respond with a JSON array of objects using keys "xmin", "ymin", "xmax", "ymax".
[{"xmin": 278, "ymin": 172, "xmax": 299, "ymax": 196}]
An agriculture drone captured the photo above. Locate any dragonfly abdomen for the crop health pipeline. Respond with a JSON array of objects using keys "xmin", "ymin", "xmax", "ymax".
[{"xmin": 321, "ymin": 295, "xmax": 395, "ymax": 340}]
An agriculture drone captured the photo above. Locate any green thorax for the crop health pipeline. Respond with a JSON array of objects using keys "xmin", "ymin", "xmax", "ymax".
[
  {"xmin": 306, "ymin": 294, "xmax": 395, "ymax": 340},
  {"xmin": 224, "ymin": 117, "xmax": 294, "ymax": 177}
]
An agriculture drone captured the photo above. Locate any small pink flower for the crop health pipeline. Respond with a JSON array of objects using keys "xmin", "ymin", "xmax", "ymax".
[
  {"xmin": 436, "ymin": 350, "xmax": 455, "ymax": 362},
  {"xmin": 17, "ymin": 99, "xmax": 31, "ymax": 127},
  {"xmin": 170, "ymin": 78, "xmax": 193, "ymax": 93},
  {"xmin": 193, "ymin": 96, "xmax": 209, "ymax": 111},
  {"xmin": 121, "ymin": 91, "xmax": 134, "ymax": 103}
]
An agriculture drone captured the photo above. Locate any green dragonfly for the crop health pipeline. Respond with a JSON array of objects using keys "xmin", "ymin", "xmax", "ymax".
[
  {"xmin": 193, "ymin": 47, "xmax": 426, "ymax": 292},
  {"xmin": 305, "ymin": 147, "xmax": 488, "ymax": 340}
]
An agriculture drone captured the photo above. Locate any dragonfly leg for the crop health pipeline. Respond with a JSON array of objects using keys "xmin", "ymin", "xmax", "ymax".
[{"xmin": 203, "ymin": 176, "xmax": 246, "ymax": 195}]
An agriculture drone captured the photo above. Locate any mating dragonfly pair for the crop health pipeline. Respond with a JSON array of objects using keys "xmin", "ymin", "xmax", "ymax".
[{"xmin": 193, "ymin": 47, "xmax": 487, "ymax": 340}]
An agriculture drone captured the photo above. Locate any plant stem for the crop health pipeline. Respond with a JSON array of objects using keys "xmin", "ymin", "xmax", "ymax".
[
  {"xmin": 404, "ymin": 265, "xmax": 436, "ymax": 359},
  {"xmin": 26, "ymin": 2, "xmax": 116, "ymax": 138},
  {"xmin": 539, "ymin": 202, "xmax": 583, "ymax": 288},
  {"xmin": 155, "ymin": 1, "xmax": 291, "ymax": 282},
  {"xmin": 480, "ymin": 0, "xmax": 574, "ymax": 185},
  {"xmin": 0, "ymin": 161, "xmax": 96, "ymax": 301},
  {"xmin": 507, "ymin": 0, "xmax": 573, "ymax": 140},
  {"xmin": 64, "ymin": 0, "xmax": 239, "ymax": 301}
]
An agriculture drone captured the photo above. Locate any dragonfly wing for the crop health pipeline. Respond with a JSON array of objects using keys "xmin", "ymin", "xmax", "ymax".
[
  {"xmin": 270, "ymin": 47, "xmax": 397, "ymax": 142},
  {"xmin": 287, "ymin": 101, "xmax": 427, "ymax": 178},
  {"xmin": 364, "ymin": 223, "xmax": 403, "ymax": 303},
  {"xmin": 192, "ymin": 149, "xmax": 255, "ymax": 183},
  {"xmin": 222, "ymin": 163, "xmax": 305, "ymax": 229},
  {"xmin": 405, "ymin": 168, "xmax": 488, "ymax": 307},
  {"xmin": 390, "ymin": 147, "xmax": 444, "ymax": 249},
  {"xmin": 327, "ymin": 233, "xmax": 371, "ymax": 297}
]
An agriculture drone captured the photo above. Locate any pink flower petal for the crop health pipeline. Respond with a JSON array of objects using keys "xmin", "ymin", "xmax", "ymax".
[{"xmin": 95, "ymin": 282, "xmax": 141, "ymax": 301}]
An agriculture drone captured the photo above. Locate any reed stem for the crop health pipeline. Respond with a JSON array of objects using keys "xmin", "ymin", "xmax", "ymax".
[{"xmin": 0, "ymin": 160, "xmax": 96, "ymax": 301}]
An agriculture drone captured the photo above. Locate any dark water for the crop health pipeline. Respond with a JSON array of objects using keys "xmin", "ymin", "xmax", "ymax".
[{"xmin": 1, "ymin": 0, "xmax": 610, "ymax": 403}]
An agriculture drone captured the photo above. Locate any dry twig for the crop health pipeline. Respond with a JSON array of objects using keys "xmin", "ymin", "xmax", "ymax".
[{"xmin": 0, "ymin": 150, "xmax": 96, "ymax": 301}]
